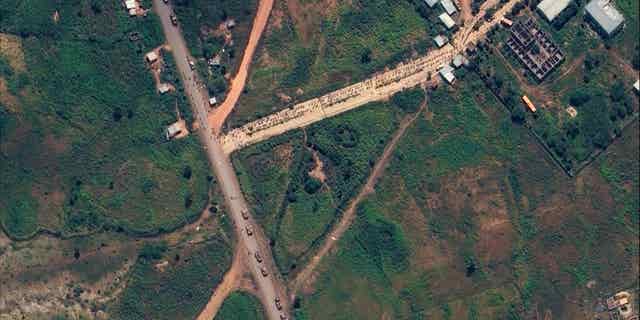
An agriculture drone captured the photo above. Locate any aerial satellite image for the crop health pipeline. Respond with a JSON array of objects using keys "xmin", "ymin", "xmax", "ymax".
[{"xmin": 0, "ymin": 0, "xmax": 638, "ymax": 319}]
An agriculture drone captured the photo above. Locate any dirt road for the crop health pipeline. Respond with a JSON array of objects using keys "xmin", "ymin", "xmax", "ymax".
[
  {"xmin": 208, "ymin": 0, "xmax": 274, "ymax": 133},
  {"xmin": 289, "ymin": 99, "xmax": 427, "ymax": 298},
  {"xmin": 152, "ymin": 2, "xmax": 289, "ymax": 320},
  {"xmin": 197, "ymin": 246, "xmax": 244, "ymax": 320}
]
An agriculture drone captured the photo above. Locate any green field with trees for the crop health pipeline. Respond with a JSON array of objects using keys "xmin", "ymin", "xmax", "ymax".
[
  {"xmin": 0, "ymin": 0, "xmax": 210, "ymax": 239},
  {"xmin": 215, "ymin": 292, "xmax": 265, "ymax": 320}
]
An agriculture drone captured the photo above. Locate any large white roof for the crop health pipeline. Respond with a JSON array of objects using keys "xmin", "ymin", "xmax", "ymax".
[
  {"xmin": 537, "ymin": 0, "xmax": 572, "ymax": 21},
  {"xmin": 585, "ymin": 0, "xmax": 624, "ymax": 35},
  {"xmin": 439, "ymin": 13, "xmax": 456, "ymax": 29},
  {"xmin": 441, "ymin": 0, "xmax": 457, "ymax": 15}
]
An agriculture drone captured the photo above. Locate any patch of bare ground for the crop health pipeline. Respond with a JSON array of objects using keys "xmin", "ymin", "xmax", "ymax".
[
  {"xmin": 285, "ymin": 0, "xmax": 339, "ymax": 44},
  {"xmin": 0, "ymin": 77, "xmax": 19, "ymax": 112},
  {"xmin": 307, "ymin": 148, "xmax": 327, "ymax": 183},
  {"xmin": 0, "ymin": 33, "xmax": 26, "ymax": 72}
]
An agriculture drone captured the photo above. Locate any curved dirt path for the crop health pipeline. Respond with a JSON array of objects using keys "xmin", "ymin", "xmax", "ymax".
[
  {"xmin": 209, "ymin": 0, "xmax": 274, "ymax": 133},
  {"xmin": 196, "ymin": 245, "xmax": 245, "ymax": 320},
  {"xmin": 289, "ymin": 97, "xmax": 428, "ymax": 298}
]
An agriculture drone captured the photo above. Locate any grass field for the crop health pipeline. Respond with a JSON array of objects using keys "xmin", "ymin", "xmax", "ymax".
[
  {"xmin": 109, "ymin": 236, "xmax": 232, "ymax": 320},
  {"xmin": 215, "ymin": 292, "xmax": 265, "ymax": 320},
  {"xmin": 0, "ymin": 1, "xmax": 211, "ymax": 238},
  {"xmin": 224, "ymin": 0, "xmax": 440, "ymax": 130},
  {"xmin": 233, "ymin": 101, "xmax": 403, "ymax": 274},
  {"xmin": 292, "ymin": 74, "xmax": 639, "ymax": 320}
]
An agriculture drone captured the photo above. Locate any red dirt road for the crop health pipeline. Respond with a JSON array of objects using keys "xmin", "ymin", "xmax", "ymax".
[{"xmin": 209, "ymin": 0, "xmax": 274, "ymax": 133}]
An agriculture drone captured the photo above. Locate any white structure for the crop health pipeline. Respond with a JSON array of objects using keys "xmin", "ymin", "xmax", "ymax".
[
  {"xmin": 425, "ymin": 0, "xmax": 440, "ymax": 7},
  {"xmin": 634, "ymin": 79, "xmax": 639, "ymax": 93},
  {"xmin": 158, "ymin": 83, "xmax": 171, "ymax": 94},
  {"xmin": 585, "ymin": 0, "xmax": 625, "ymax": 36},
  {"xmin": 433, "ymin": 35, "xmax": 449, "ymax": 48},
  {"xmin": 145, "ymin": 51, "xmax": 158, "ymax": 63},
  {"xmin": 439, "ymin": 13, "xmax": 456, "ymax": 29},
  {"xmin": 209, "ymin": 97, "xmax": 218, "ymax": 106},
  {"xmin": 165, "ymin": 122, "xmax": 183, "ymax": 140},
  {"xmin": 124, "ymin": 0, "xmax": 139, "ymax": 16},
  {"xmin": 452, "ymin": 54, "xmax": 465, "ymax": 68},
  {"xmin": 439, "ymin": 64, "xmax": 456, "ymax": 84},
  {"xmin": 537, "ymin": 0, "xmax": 572, "ymax": 21},
  {"xmin": 441, "ymin": 0, "xmax": 458, "ymax": 15}
]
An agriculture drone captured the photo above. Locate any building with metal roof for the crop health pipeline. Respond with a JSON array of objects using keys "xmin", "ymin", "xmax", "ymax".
[
  {"xmin": 433, "ymin": 35, "xmax": 449, "ymax": 48},
  {"xmin": 424, "ymin": 0, "xmax": 440, "ymax": 7},
  {"xmin": 634, "ymin": 79, "xmax": 639, "ymax": 93},
  {"xmin": 439, "ymin": 13, "xmax": 456, "ymax": 29},
  {"xmin": 585, "ymin": 0, "xmax": 624, "ymax": 36},
  {"xmin": 439, "ymin": 64, "xmax": 456, "ymax": 84},
  {"xmin": 537, "ymin": 0, "xmax": 572, "ymax": 21},
  {"xmin": 441, "ymin": 0, "xmax": 458, "ymax": 15},
  {"xmin": 452, "ymin": 54, "xmax": 465, "ymax": 68}
]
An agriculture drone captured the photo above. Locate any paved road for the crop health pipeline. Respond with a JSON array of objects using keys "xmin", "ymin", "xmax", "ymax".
[{"xmin": 152, "ymin": 2, "xmax": 289, "ymax": 319}]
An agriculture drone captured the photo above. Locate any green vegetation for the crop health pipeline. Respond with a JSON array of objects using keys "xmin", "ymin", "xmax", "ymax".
[
  {"xmin": 215, "ymin": 292, "xmax": 265, "ymax": 320},
  {"xmin": 110, "ymin": 236, "xmax": 232, "ymax": 320},
  {"xmin": 172, "ymin": 0, "xmax": 257, "ymax": 99},
  {"xmin": 229, "ymin": 0, "xmax": 435, "ymax": 128},
  {"xmin": 233, "ymin": 102, "xmax": 401, "ymax": 274},
  {"xmin": 0, "ymin": 1, "xmax": 210, "ymax": 238}
]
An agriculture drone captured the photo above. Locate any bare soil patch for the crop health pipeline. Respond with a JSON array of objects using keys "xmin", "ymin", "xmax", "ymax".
[{"xmin": 0, "ymin": 33, "xmax": 26, "ymax": 72}]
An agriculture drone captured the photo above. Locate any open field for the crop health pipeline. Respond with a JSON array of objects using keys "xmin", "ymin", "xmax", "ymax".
[
  {"xmin": 0, "ymin": 0, "xmax": 211, "ymax": 238},
  {"xmin": 224, "ymin": 0, "xmax": 447, "ymax": 130},
  {"xmin": 291, "ymin": 73, "xmax": 639, "ymax": 319},
  {"xmin": 215, "ymin": 292, "xmax": 265, "ymax": 320},
  {"xmin": 233, "ymin": 101, "xmax": 404, "ymax": 275}
]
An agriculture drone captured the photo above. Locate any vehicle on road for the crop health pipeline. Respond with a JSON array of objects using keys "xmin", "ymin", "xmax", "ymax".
[
  {"xmin": 280, "ymin": 315, "xmax": 287, "ymax": 320},
  {"xmin": 275, "ymin": 297, "xmax": 282, "ymax": 310},
  {"xmin": 245, "ymin": 225, "xmax": 254, "ymax": 236},
  {"xmin": 260, "ymin": 267, "xmax": 268, "ymax": 277},
  {"xmin": 188, "ymin": 59, "xmax": 195, "ymax": 70},
  {"xmin": 170, "ymin": 13, "xmax": 178, "ymax": 26},
  {"xmin": 241, "ymin": 209, "xmax": 249, "ymax": 220},
  {"xmin": 254, "ymin": 252, "xmax": 263, "ymax": 263},
  {"xmin": 163, "ymin": 0, "xmax": 168, "ymax": 3}
]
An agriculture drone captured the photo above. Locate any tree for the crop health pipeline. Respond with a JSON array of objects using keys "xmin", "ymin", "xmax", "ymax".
[{"xmin": 610, "ymin": 81, "xmax": 625, "ymax": 102}]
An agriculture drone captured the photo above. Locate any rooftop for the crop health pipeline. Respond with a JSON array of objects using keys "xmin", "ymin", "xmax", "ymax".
[
  {"xmin": 439, "ymin": 64, "xmax": 456, "ymax": 84},
  {"xmin": 441, "ymin": 0, "xmax": 458, "ymax": 15},
  {"xmin": 439, "ymin": 12, "xmax": 456, "ymax": 29},
  {"xmin": 434, "ymin": 35, "xmax": 449, "ymax": 48},
  {"xmin": 424, "ymin": 0, "xmax": 439, "ymax": 7},
  {"xmin": 585, "ymin": 0, "xmax": 625, "ymax": 35},
  {"xmin": 537, "ymin": 0, "xmax": 572, "ymax": 21}
]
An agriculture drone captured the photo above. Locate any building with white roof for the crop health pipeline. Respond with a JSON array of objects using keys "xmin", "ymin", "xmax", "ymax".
[
  {"xmin": 145, "ymin": 51, "xmax": 159, "ymax": 63},
  {"xmin": 634, "ymin": 79, "xmax": 639, "ymax": 93},
  {"xmin": 433, "ymin": 35, "xmax": 449, "ymax": 48},
  {"xmin": 537, "ymin": 0, "xmax": 572, "ymax": 21},
  {"xmin": 439, "ymin": 64, "xmax": 456, "ymax": 84},
  {"xmin": 585, "ymin": 0, "xmax": 624, "ymax": 36},
  {"xmin": 209, "ymin": 97, "xmax": 218, "ymax": 106},
  {"xmin": 424, "ymin": 0, "xmax": 440, "ymax": 7},
  {"xmin": 441, "ymin": 0, "xmax": 458, "ymax": 15},
  {"xmin": 452, "ymin": 54, "xmax": 465, "ymax": 68},
  {"xmin": 439, "ymin": 13, "xmax": 456, "ymax": 29},
  {"xmin": 158, "ymin": 83, "xmax": 171, "ymax": 94}
]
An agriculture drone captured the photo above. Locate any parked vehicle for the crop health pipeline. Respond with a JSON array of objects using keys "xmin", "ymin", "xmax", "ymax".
[
  {"xmin": 170, "ymin": 13, "xmax": 178, "ymax": 26},
  {"xmin": 275, "ymin": 297, "xmax": 282, "ymax": 310},
  {"xmin": 245, "ymin": 225, "xmax": 253, "ymax": 236},
  {"xmin": 241, "ymin": 209, "xmax": 249, "ymax": 220},
  {"xmin": 254, "ymin": 252, "xmax": 262, "ymax": 263},
  {"xmin": 260, "ymin": 267, "xmax": 268, "ymax": 277}
]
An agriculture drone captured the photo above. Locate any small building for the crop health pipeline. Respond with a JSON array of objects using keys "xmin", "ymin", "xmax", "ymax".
[
  {"xmin": 145, "ymin": 51, "xmax": 159, "ymax": 63},
  {"xmin": 124, "ymin": 0, "xmax": 139, "ymax": 16},
  {"xmin": 433, "ymin": 35, "xmax": 449, "ymax": 48},
  {"xmin": 209, "ymin": 97, "xmax": 218, "ymax": 106},
  {"xmin": 566, "ymin": 106, "xmax": 578, "ymax": 118},
  {"xmin": 424, "ymin": 0, "xmax": 440, "ymax": 8},
  {"xmin": 439, "ymin": 13, "xmax": 456, "ymax": 29},
  {"xmin": 501, "ymin": 17, "xmax": 513, "ymax": 27},
  {"xmin": 537, "ymin": 0, "xmax": 572, "ymax": 22},
  {"xmin": 165, "ymin": 122, "xmax": 183, "ymax": 140},
  {"xmin": 441, "ymin": 0, "xmax": 458, "ymax": 15},
  {"xmin": 452, "ymin": 54, "xmax": 465, "ymax": 68},
  {"xmin": 225, "ymin": 19, "xmax": 236, "ymax": 29},
  {"xmin": 634, "ymin": 79, "xmax": 639, "ymax": 93},
  {"xmin": 522, "ymin": 95, "xmax": 537, "ymax": 112},
  {"xmin": 439, "ymin": 64, "xmax": 456, "ymax": 84},
  {"xmin": 585, "ymin": 0, "xmax": 624, "ymax": 37},
  {"xmin": 158, "ymin": 83, "xmax": 171, "ymax": 94}
]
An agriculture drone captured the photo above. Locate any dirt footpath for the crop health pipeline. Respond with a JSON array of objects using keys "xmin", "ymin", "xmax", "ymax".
[
  {"xmin": 196, "ymin": 245, "xmax": 246, "ymax": 320},
  {"xmin": 209, "ymin": 0, "xmax": 274, "ymax": 133}
]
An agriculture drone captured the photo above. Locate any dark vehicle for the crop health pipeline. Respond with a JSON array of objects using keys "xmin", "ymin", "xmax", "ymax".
[
  {"xmin": 275, "ymin": 297, "xmax": 282, "ymax": 310},
  {"xmin": 254, "ymin": 252, "xmax": 262, "ymax": 263},
  {"xmin": 260, "ymin": 267, "xmax": 268, "ymax": 277},
  {"xmin": 170, "ymin": 13, "xmax": 178, "ymax": 26}
]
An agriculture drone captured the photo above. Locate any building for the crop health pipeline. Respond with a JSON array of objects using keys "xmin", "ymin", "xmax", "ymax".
[
  {"xmin": 522, "ymin": 95, "xmax": 537, "ymax": 112},
  {"xmin": 209, "ymin": 97, "xmax": 218, "ymax": 106},
  {"xmin": 439, "ymin": 13, "xmax": 456, "ymax": 29},
  {"xmin": 585, "ymin": 0, "xmax": 624, "ymax": 37},
  {"xmin": 124, "ymin": 0, "xmax": 139, "ymax": 16},
  {"xmin": 452, "ymin": 54, "xmax": 465, "ymax": 68},
  {"xmin": 537, "ymin": 0, "xmax": 572, "ymax": 22},
  {"xmin": 501, "ymin": 17, "xmax": 513, "ymax": 27},
  {"xmin": 634, "ymin": 79, "xmax": 639, "ymax": 93},
  {"xmin": 165, "ymin": 122, "xmax": 183, "ymax": 140},
  {"xmin": 506, "ymin": 18, "xmax": 564, "ymax": 80},
  {"xmin": 145, "ymin": 51, "xmax": 158, "ymax": 63},
  {"xmin": 424, "ymin": 0, "xmax": 440, "ymax": 8},
  {"xmin": 433, "ymin": 35, "xmax": 449, "ymax": 48},
  {"xmin": 158, "ymin": 83, "xmax": 171, "ymax": 94},
  {"xmin": 441, "ymin": 0, "xmax": 458, "ymax": 15},
  {"xmin": 439, "ymin": 64, "xmax": 456, "ymax": 84},
  {"xmin": 606, "ymin": 291, "xmax": 634, "ymax": 320}
]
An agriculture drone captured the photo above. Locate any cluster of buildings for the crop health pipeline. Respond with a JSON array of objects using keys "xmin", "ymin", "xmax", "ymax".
[
  {"xmin": 425, "ymin": 0, "xmax": 459, "ymax": 30},
  {"xmin": 535, "ymin": 0, "xmax": 625, "ymax": 37},
  {"xmin": 438, "ymin": 54, "xmax": 468, "ymax": 84},
  {"xmin": 506, "ymin": 18, "xmax": 565, "ymax": 80}
]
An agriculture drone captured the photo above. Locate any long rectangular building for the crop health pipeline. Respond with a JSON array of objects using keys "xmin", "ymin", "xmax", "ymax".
[{"xmin": 537, "ymin": 0, "xmax": 572, "ymax": 21}]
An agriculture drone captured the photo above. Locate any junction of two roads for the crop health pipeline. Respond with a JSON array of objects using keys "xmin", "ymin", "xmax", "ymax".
[{"xmin": 154, "ymin": 0, "xmax": 521, "ymax": 318}]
